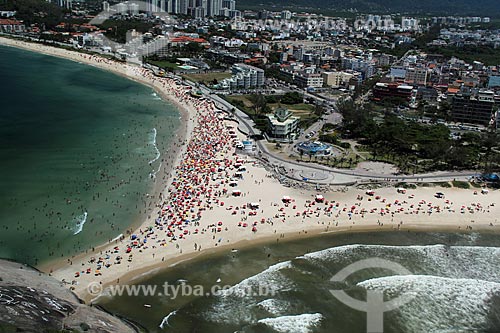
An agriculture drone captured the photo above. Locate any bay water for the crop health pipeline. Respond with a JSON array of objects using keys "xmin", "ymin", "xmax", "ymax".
[{"xmin": 0, "ymin": 45, "xmax": 180, "ymax": 266}]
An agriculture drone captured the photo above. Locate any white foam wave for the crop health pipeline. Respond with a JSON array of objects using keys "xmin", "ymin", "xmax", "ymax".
[
  {"xmin": 148, "ymin": 128, "xmax": 162, "ymax": 179},
  {"xmin": 358, "ymin": 275, "xmax": 500, "ymax": 333},
  {"xmin": 110, "ymin": 233, "xmax": 123, "ymax": 242},
  {"xmin": 205, "ymin": 261, "xmax": 294, "ymax": 324},
  {"xmin": 72, "ymin": 212, "xmax": 88, "ymax": 235},
  {"xmin": 300, "ymin": 244, "xmax": 500, "ymax": 283},
  {"xmin": 150, "ymin": 162, "xmax": 162, "ymax": 179},
  {"xmin": 257, "ymin": 313, "xmax": 323, "ymax": 333},
  {"xmin": 299, "ymin": 244, "xmax": 369, "ymax": 261},
  {"xmin": 148, "ymin": 128, "xmax": 161, "ymax": 165},
  {"xmin": 302, "ymin": 244, "xmax": 500, "ymax": 261},
  {"xmin": 159, "ymin": 309, "xmax": 177, "ymax": 329},
  {"xmin": 257, "ymin": 299, "xmax": 291, "ymax": 316},
  {"xmin": 217, "ymin": 261, "xmax": 293, "ymax": 298}
]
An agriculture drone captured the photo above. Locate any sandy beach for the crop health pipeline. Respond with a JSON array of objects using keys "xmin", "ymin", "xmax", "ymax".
[{"xmin": 2, "ymin": 36, "xmax": 500, "ymax": 304}]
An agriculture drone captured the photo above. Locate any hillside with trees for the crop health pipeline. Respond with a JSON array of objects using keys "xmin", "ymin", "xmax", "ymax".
[
  {"xmin": 0, "ymin": 0, "xmax": 64, "ymax": 28},
  {"xmin": 237, "ymin": 0, "xmax": 500, "ymax": 17}
]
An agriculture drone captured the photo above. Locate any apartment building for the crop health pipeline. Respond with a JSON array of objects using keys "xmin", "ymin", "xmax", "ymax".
[{"xmin": 451, "ymin": 90, "xmax": 497, "ymax": 126}]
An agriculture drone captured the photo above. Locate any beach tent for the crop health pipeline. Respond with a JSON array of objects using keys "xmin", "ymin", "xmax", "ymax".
[
  {"xmin": 232, "ymin": 189, "xmax": 242, "ymax": 196},
  {"xmin": 282, "ymin": 196, "xmax": 292, "ymax": 203},
  {"xmin": 249, "ymin": 202, "xmax": 260, "ymax": 209},
  {"xmin": 397, "ymin": 188, "xmax": 407, "ymax": 194},
  {"xmin": 315, "ymin": 195, "xmax": 324, "ymax": 202}
]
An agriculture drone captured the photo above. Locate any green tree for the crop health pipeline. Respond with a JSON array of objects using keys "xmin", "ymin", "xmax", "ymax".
[
  {"xmin": 248, "ymin": 94, "xmax": 267, "ymax": 115},
  {"xmin": 281, "ymin": 92, "xmax": 303, "ymax": 104},
  {"xmin": 1, "ymin": 0, "xmax": 63, "ymax": 28}
]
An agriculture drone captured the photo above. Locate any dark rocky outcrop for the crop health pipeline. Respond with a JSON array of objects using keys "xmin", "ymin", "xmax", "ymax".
[{"xmin": 0, "ymin": 259, "xmax": 138, "ymax": 333}]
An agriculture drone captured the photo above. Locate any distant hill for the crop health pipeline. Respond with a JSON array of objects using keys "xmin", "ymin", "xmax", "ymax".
[{"xmin": 237, "ymin": 0, "xmax": 500, "ymax": 17}]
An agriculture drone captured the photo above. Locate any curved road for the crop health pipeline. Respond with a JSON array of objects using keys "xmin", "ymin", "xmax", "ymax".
[{"xmin": 188, "ymin": 80, "xmax": 478, "ymax": 185}]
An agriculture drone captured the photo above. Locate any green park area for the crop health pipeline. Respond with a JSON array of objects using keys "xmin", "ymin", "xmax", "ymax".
[
  {"xmin": 225, "ymin": 92, "xmax": 321, "ymax": 131},
  {"xmin": 144, "ymin": 59, "xmax": 179, "ymax": 70},
  {"xmin": 181, "ymin": 72, "xmax": 232, "ymax": 83}
]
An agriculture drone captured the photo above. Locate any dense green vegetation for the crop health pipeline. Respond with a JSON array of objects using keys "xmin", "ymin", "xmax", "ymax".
[
  {"xmin": 337, "ymin": 99, "xmax": 500, "ymax": 173},
  {"xmin": 0, "ymin": 0, "xmax": 64, "ymax": 28},
  {"xmin": 144, "ymin": 56, "xmax": 180, "ymax": 70},
  {"xmin": 276, "ymin": 92, "xmax": 303, "ymax": 105},
  {"xmin": 382, "ymin": 25, "xmax": 500, "ymax": 66},
  {"xmin": 425, "ymin": 45, "xmax": 500, "ymax": 67},
  {"xmin": 98, "ymin": 19, "xmax": 154, "ymax": 44},
  {"xmin": 224, "ymin": 95, "xmax": 269, "ymax": 132},
  {"xmin": 236, "ymin": 0, "xmax": 500, "ymax": 16},
  {"xmin": 225, "ymin": 93, "xmax": 323, "ymax": 132},
  {"xmin": 452, "ymin": 180, "xmax": 471, "ymax": 189}
]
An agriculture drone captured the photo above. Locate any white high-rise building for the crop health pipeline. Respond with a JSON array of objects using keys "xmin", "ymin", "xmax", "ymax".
[
  {"xmin": 178, "ymin": 0, "xmax": 189, "ymax": 14},
  {"xmin": 129, "ymin": 2, "xmax": 139, "ymax": 15},
  {"xmin": 281, "ymin": 10, "xmax": 292, "ymax": 20},
  {"xmin": 148, "ymin": 0, "xmax": 233, "ymax": 17},
  {"xmin": 102, "ymin": 1, "xmax": 110, "ymax": 12},
  {"xmin": 169, "ymin": 0, "xmax": 181, "ymax": 14},
  {"xmin": 222, "ymin": 0, "xmax": 235, "ymax": 10},
  {"xmin": 58, "ymin": 0, "xmax": 72, "ymax": 9},
  {"xmin": 401, "ymin": 17, "xmax": 419, "ymax": 31},
  {"xmin": 207, "ymin": 0, "xmax": 222, "ymax": 17},
  {"xmin": 149, "ymin": 0, "xmax": 167, "ymax": 12},
  {"xmin": 116, "ymin": 2, "xmax": 128, "ymax": 13}
]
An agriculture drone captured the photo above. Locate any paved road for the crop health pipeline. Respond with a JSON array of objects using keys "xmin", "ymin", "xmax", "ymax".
[
  {"xmin": 4, "ymin": 36, "xmax": 477, "ymax": 184},
  {"xmin": 207, "ymin": 87, "xmax": 476, "ymax": 184},
  {"xmin": 167, "ymin": 73, "xmax": 478, "ymax": 185}
]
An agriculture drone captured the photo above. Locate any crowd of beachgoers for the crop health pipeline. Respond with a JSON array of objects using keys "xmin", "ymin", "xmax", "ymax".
[{"xmin": 1, "ymin": 37, "xmax": 499, "ymax": 303}]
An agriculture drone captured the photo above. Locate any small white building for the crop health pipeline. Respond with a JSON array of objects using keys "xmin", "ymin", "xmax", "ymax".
[
  {"xmin": 0, "ymin": 19, "xmax": 25, "ymax": 33},
  {"xmin": 266, "ymin": 107, "xmax": 300, "ymax": 140}
]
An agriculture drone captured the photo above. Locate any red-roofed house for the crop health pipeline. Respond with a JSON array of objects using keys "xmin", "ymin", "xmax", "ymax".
[
  {"xmin": 170, "ymin": 36, "xmax": 208, "ymax": 46},
  {"xmin": 0, "ymin": 19, "xmax": 25, "ymax": 33}
]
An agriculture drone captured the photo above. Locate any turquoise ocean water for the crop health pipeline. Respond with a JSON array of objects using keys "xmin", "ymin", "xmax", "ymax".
[{"xmin": 0, "ymin": 45, "xmax": 180, "ymax": 266}]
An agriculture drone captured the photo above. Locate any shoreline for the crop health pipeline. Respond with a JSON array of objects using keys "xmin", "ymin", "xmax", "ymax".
[
  {"xmin": 2, "ymin": 37, "xmax": 500, "ymax": 305},
  {"xmin": 0, "ymin": 36, "xmax": 195, "ymax": 268},
  {"xmin": 90, "ymin": 223, "xmax": 500, "ymax": 303}
]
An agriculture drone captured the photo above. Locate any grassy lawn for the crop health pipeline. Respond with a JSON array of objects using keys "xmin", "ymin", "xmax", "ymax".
[
  {"xmin": 226, "ymin": 95, "xmax": 255, "ymax": 108},
  {"xmin": 182, "ymin": 72, "xmax": 232, "ymax": 83},
  {"xmin": 268, "ymin": 102, "xmax": 317, "ymax": 128},
  {"xmin": 227, "ymin": 96, "xmax": 315, "ymax": 115},
  {"xmin": 452, "ymin": 180, "xmax": 470, "ymax": 189},
  {"xmin": 224, "ymin": 95, "xmax": 267, "ymax": 132},
  {"xmin": 366, "ymin": 102, "xmax": 393, "ymax": 113},
  {"xmin": 145, "ymin": 59, "xmax": 179, "ymax": 70},
  {"xmin": 268, "ymin": 103, "xmax": 315, "ymax": 115},
  {"xmin": 225, "ymin": 95, "xmax": 320, "ymax": 131}
]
